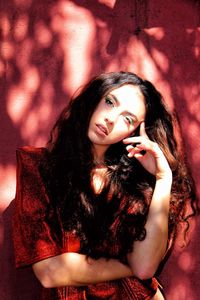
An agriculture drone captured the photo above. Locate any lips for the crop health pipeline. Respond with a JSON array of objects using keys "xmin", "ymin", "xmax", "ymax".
[{"xmin": 96, "ymin": 124, "xmax": 108, "ymax": 136}]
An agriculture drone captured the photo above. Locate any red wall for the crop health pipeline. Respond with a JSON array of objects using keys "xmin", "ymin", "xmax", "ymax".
[{"xmin": 1, "ymin": 1, "xmax": 200, "ymax": 299}]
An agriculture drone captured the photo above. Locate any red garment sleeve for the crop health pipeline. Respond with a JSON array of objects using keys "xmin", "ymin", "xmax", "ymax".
[{"xmin": 12, "ymin": 146, "xmax": 63, "ymax": 268}]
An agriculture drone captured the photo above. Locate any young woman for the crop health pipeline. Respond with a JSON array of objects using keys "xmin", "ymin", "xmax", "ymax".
[{"xmin": 12, "ymin": 72, "xmax": 196, "ymax": 299}]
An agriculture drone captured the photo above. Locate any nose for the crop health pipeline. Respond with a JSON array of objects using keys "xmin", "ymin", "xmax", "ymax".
[
  {"xmin": 104, "ymin": 114, "xmax": 116, "ymax": 125},
  {"xmin": 104, "ymin": 108, "xmax": 118, "ymax": 124}
]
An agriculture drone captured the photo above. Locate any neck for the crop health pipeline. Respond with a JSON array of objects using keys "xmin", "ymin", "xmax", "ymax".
[{"xmin": 92, "ymin": 144, "xmax": 108, "ymax": 166}]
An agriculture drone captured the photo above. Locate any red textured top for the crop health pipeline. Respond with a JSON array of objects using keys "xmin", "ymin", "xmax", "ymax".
[{"xmin": 12, "ymin": 146, "xmax": 158, "ymax": 299}]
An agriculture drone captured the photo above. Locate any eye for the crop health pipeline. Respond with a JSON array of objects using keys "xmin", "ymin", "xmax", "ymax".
[
  {"xmin": 124, "ymin": 115, "xmax": 134, "ymax": 125},
  {"xmin": 105, "ymin": 96, "xmax": 115, "ymax": 107}
]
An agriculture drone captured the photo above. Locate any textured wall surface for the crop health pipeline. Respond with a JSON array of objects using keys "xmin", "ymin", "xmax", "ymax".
[{"xmin": 1, "ymin": 1, "xmax": 200, "ymax": 299}]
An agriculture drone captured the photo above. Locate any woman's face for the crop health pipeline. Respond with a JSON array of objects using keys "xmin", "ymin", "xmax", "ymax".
[{"xmin": 88, "ymin": 84, "xmax": 146, "ymax": 159}]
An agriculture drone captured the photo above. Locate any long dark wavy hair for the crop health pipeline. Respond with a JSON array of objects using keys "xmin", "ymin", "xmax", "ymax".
[{"xmin": 41, "ymin": 71, "xmax": 197, "ymax": 259}]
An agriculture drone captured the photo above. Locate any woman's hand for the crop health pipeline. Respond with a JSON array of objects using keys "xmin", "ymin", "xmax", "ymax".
[{"xmin": 123, "ymin": 122, "xmax": 172, "ymax": 180}]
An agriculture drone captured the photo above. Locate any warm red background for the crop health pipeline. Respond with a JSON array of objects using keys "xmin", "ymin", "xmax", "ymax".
[{"xmin": 1, "ymin": 1, "xmax": 200, "ymax": 299}]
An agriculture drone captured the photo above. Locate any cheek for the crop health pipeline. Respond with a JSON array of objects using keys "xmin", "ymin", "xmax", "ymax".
[
  {"xmin": 90, "ymin": 107, "xmax": 103, "ymax": 122},
  {"xmin": 112, "ymin": 124, "xmax": 131, "ymax": 141}
]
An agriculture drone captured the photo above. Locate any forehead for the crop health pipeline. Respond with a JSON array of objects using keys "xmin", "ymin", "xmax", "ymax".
[{"xmin": 109, "ymin": 84, "xmax": 146, "ymax": 120}]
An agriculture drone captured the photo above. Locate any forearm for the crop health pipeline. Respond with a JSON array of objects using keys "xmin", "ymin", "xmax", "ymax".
[
  {"xmin": 127, "ymin": 174, "xmax": 172, "ymax": 279},
  {"xmin": 33, "ymin": 252, "xmax": 133, "ymax": 288}
]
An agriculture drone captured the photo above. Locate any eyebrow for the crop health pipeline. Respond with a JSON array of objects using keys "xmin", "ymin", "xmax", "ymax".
[{"xmin": 109, "ymin": 93, "xmax": 139, "ymax": 122}]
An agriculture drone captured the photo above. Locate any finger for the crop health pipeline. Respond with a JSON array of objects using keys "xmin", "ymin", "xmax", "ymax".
[
  {"xmin": 126, "ymin": 142, "xmax": 147, "ymax": 157},
  {"xmin": 134, "ymin": 143, "xmax": 147, "ymax": 155},
  {"xmin": 133, "ymin": 152, "xmax": 146, "ymax": 159},
  {"xmin": 126, "ymin": 145, "xmax": 134, "ymax": 152},
  {"xmin": 127, "ymin": 148, "xmax": 146, "ymax": 158},
  {"xmin": 139, "ymin": 121, "xmax": 148, "ymax": 138},
  {"xmin": 123, "ymin": 136, "xmax": 144, "ymax": 144}
]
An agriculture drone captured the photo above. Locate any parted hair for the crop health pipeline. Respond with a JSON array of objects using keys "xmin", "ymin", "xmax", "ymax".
[{"xmin": 41, "ymin": 71, "xmax": 196, "ymax": 259}]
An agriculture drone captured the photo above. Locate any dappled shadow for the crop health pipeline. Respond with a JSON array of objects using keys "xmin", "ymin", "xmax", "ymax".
[
  {"xmin": 1, "ymin": 0, "xmax": 68, "ymax": 166},
  {"xmin": 1, "ymin": 0, "xmax": 200, "ymax": 299}
]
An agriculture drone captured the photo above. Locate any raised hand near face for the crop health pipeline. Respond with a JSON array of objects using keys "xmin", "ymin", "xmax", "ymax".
[{"xmin": 123, "ymin": 122, "xmax": 172, "ymax": 180}]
